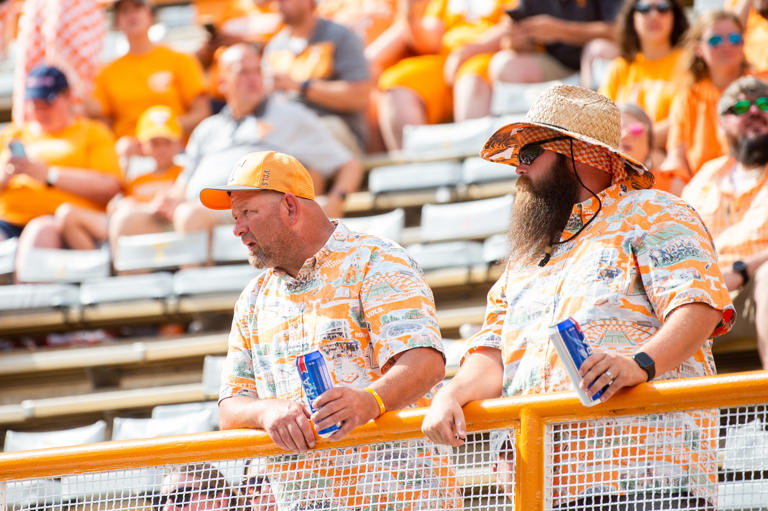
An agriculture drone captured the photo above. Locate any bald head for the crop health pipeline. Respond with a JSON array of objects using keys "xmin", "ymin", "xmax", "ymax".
[{"xmin": 218, "ymin": 43, "xmax": 265, "ymax": 114}]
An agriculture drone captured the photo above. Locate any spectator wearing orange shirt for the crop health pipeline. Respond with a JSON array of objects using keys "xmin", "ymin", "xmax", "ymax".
[
  {"xmin": 85, "ymin": 0, "xmax": 210, "ymax": 152},
  {"xmin": 662, "ymin": 10, "xmax": 750, "ymax": 196},
  {"xmin": 54, "ymin": 106, "xmax": 183, "ymax": 253},
  {"xmin": 599, "ymin": 0, "xmax": 689, "ymax": 151},
  {"xmin": 728, "ymin": 0, "xmax": 768, "ymax": 72},
  {"xmin": 0, "ymin": 66, "xmax": 122, "ymax": 275},
  {"xmin": 682, "ymin": 76, "xmax": 768, "ymax": 369},
  {"xmin": 374, "ymin": 0, "xmax": 513, "ymax": 150}
]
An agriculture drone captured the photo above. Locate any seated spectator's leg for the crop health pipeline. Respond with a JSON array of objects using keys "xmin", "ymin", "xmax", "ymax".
[
  {"xmin": 15, "ymin": 215, "xmax": 61, "ymax": 281},
  {"xmin": 378, "ymin": 55, "xmax": 450, "ymax": 151},
  {"xmin": 55, "ymin": 203, "xmax": 107, "ymax": 250},
  {"xmin": 490, "ymin": 50, "xmax": 573, "ymax": 84},
  {"xmin": 378, "ymin": 87, "xmax": 427, "ymax": 151},
  {"xmin": 580, "ymin": 38, "xmax": 619, "ymax": 90},
  {"xmin": 319, "ymin": 115, "xmax": 364, "ymax": 157},
  {"xmin": 173, "ymin": 202, "xmax": 221, "ymax": 234},
  {"xmin": 108, "ymin": 202, "xmax": 168, "ymax": 255},
  {"xmin": 322, "ymin": 158, "xmax": 364, "ymax": 219},
  {"xmin": 453, "ymin": 53, "xmax": 494, "ymax": 121},
  {"xmin": 754, "ymin": 263, "xmax": 768, "ymax": 369},
  {"xmin": 174, "ymin": 201, "xmax": 222, "ymax": 265}
]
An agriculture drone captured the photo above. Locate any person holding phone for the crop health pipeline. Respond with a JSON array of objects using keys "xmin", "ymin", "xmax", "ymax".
[{"xmin": 0, "ymin": 65, "xmax": 121, "ymax": 270}]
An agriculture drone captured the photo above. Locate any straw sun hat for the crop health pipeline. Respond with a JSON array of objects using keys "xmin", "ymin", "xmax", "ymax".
[{"xmin": 480, "ymin": 84, "xmax": 645, "ymax": 175}]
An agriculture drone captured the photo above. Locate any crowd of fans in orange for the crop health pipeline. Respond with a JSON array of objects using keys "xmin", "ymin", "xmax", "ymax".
[{"xmin": 0, "ymin": 0, "xmax": 767, "ymax": 358}]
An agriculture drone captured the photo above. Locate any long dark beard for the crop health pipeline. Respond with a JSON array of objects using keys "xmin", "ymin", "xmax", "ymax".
[
  {"xmin": 507, "ymin": 155, "xmax": 581, "ymax": 266},
  {"xmin": 730, "ymin": 131, "xmax": 768, "ymax": 167}
]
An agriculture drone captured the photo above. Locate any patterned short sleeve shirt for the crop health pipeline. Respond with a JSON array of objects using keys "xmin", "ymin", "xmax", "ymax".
[
  {"xmin": 219, "ymin": 222, "xmax": 461, "ymax": 509},
  {"xmin": 220, "ymin": 221, "xmax": 444, "ymax": 404},
  {"xmin": 465, "ymin": 178, "xmax": 734, "ymax": 504}
]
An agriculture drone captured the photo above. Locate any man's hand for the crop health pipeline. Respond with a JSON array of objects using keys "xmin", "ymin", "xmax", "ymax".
[
  {"xmin": 311, "ymin": 387, "xmax": 380, "ymax": 441},
  {"xmin": 421, "ymin": 390, "xmax": 467, "ymax": 447},
  {"xmin": 271, "ymin": 73, "xmax": 301, "ymax": 94},
  {"xmin": 149, "ymin": 192, "xmax": 181, "ymax": 222},
  {"xmin": 518, "ymin": 15, "xmax": 564, "ymax": 45},
  {"xmin": 260, "ymin": 399, "xmax": 316, "ymax": 452},
  {"xmin": 578, "ymin": 350, "xmax": 648, "ymax": 403},
  {"xmin": 722, "ymin": 269, "xmax": 744, "ymax": 291},
  {"xmin": 7, "ymin": 156, "xmax": 48, "ymax": 183}
]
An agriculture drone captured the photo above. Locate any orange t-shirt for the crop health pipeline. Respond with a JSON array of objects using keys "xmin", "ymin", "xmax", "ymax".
[
  {"xmin": 217, "ymin": 0, "xmax": 282, "ymax": 44},
  {"xmin": 666, "ymin": 78, "xmax": 729, "ymax": 177},
  {"xmin": 425, "ymin": 0, "xmax": 514, "ymax": 54},
  {"xmin": 599, "ymin": 49, "xmax": 685, "ymax": 122},
  {"xmin": 124, "ymin": 164, "xmax": 182, "ymax": 203},
  {"xmin": 93, "ymin": 45, "xmax": 206, "ymax": 139},
  {"xmin": 726, "ymin": 0, "xmax": 768, "ymax": 71},
  {"xmin": 317, "ymin": 0, "xmax": 396, "ymax": 46},
  {"xmin": 0, "ymin": 118, "xmax": 122, "ymax": 226},
  {"xmin": 682, "ymin": 156, "xmax": 768, "ymax": 268}
]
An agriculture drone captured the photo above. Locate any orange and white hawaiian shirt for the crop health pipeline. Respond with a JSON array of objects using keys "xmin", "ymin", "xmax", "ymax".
[
  {"xmin": 220, "ymin": 221, "xmax": 461, "ymax": 509},
  {"xmin": 682, "ymin": 155, "xmax": 768, "ymax": 269},
  {"xmin": 465, "ymin": 177, "xmax": 734, "ymax": 506}
]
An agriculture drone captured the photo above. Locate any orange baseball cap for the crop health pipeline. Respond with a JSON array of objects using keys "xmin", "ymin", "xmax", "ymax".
[
  {"xmin": 200, "ymin": 151, "xmax": 316, "ymax": 210},
  {"xmin": 135, "ymin": 105, "xmax": 182, "ymax": 143}
]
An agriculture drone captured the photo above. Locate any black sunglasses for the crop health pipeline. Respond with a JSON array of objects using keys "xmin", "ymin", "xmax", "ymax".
[
  {"xmin": 634, "ymin": 1, "xmax": 672, "ymax": 14},
  {"xmin": 245, "ymin": 475, "xmax": 269, "ymax": 492},
  {"xmin": 166, "ymin": 486, "xmax": 216, "ymax": 507},
  {"xmin": 517, "ymin": 136, "xmax": 571, "ymax": 166}
]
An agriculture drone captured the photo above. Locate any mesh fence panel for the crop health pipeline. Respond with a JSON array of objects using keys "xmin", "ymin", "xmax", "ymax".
[
  {"xmin": 2, "ymin": 406, "xmax": 768, "ymax": 510},
  {"xmin": 1, "ymin": 430, "xmax": 513, "ymax": 511}
]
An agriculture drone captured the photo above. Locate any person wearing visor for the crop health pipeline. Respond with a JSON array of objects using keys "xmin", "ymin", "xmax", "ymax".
[
  {"xmin": 683, "ymin": 76, "xmax": 768, "ymax": 371},
  {"xmin": 422, "ymin": 84, "xmax": 734, "ymax": 509},
  {"xmin": 0, "ymin": 65, "xmax": 121, "ymax": 256},
  {"xmin": 202, "ymin": 150, "xmax": 460, "ymax": 509}
]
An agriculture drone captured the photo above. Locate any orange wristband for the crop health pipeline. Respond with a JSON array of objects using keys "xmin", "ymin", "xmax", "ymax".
[{"xmin": 365, "ymin": 387, "xmax": 386, "ymax": 417}]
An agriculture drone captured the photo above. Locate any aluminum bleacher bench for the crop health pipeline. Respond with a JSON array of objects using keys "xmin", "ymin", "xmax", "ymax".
[
  {"xmin": 114, "ymin": 231, "xmax": 208, "ymax": 272},
  {"xmin": 211, "ymin": 224, "xmax": 247, "ymax": 263},
  {"xmin": 3, "ymin": 420, "xmax": 107, "ymax": 452},
  {"xmin": 0, "ymin": 237, "xmax": 17, "ymax": 278},
  {"xmin": 341, "ymin": 209, "xmax": 405, "ymax": 243},
  {"xmin": 0, "ymin": 283, "xmax": 79, "ymax": 333},
  {"xmin": 407, "ymin": 241, "xmax": 485, "ymax": 271},
  {"xmin": 112, "ymin": 411, "xmax": 214, "ymax": 441},
  {"xmin": 368, "ymin": 161, "xmax": 463, "ymax": 195},
  {"xmin": 16, "ymin": 247, "xmax": 110, "ymax": 283},
  {"xmin": 419, "ymin": 194, "xmax": 513, "ymax": 242}
]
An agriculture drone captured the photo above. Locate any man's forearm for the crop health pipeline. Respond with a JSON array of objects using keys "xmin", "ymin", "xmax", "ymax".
[
  {"xmin": 219, "ymin": 395, "xmax": 274, "ymax": 430},
  {"xmin": 369, "ymin": 347, "xmax": 445, "ymax": 412},
  {"xmin": 304, "ymin": 80, "xmax": 372, "ymax": 112},
  {"xmin": 438, "ymin": 347, "xmax": 503, "ymax": 406}
]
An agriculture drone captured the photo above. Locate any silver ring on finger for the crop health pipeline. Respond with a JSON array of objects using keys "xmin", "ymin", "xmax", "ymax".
[{"xmin": 605, "ymin": 369, "xmax": 614, "ymax": 385}]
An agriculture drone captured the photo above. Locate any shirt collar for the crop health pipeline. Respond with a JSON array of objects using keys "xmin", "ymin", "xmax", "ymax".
[
  {"xmin": 560, "ymin": 179, "xmax": 636, "ymax": 239},
  {"xmin": 288, "ymin": 220, "xmax": 346, "ymax": 281}
]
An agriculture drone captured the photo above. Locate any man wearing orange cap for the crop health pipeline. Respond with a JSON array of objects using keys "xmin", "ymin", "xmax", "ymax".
[
  {"xmin": 203, "ymin": 150, "xmax": 461, "ymax": 509},
  {"xmin": 422, "ymin": 85, "xmax": 734, "ymax": 508}
]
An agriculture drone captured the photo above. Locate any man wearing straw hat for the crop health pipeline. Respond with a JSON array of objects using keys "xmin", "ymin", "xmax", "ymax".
[
  {"xmin": 423, "ymin": 84, "xmax": 735, "ymax": 508},
  {"xmin": 201, "ymin": 150, "xmax": 461, "ymax": 509}
]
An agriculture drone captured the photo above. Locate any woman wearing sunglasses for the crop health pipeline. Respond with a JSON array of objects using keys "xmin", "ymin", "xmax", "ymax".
[
  {"xmin": 662, "ymin": 10, "xmax": 755, "ymax": 195},
  {"xmin": 599, "ymin": 0, "xmax": 689, "ymax": 150}
]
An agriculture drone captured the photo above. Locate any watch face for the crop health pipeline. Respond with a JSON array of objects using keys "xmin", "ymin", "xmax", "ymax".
[{"xmin": 733, "ymin": 261, "xmax": 747, "ymax": 273}]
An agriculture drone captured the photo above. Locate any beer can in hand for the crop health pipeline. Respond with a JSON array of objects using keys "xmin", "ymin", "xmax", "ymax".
[{"xmin": 296, "ymin": 350, "xmax": 341, "ymax": 437}]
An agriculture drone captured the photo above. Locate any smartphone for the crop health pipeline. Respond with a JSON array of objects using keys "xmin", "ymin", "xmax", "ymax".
[
  {"xmin": 8, "ymin": 140, "xmax": 26, "ymax": 159},
  {"xmin": 505, "ymin": 8, "xmax": 527, "ymax": 22}
]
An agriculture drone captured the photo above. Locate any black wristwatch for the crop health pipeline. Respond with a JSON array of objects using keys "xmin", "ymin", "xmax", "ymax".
[
  {"xmin": 632, "ymin": 352, "xmax": 655, "ymax": 381},
  {"xmin": 732, "ymin": 260, "xmax": 749, "ymax": 286}
]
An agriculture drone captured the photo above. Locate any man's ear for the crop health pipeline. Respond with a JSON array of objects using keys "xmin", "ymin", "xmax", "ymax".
[{"xmin": 281, "ymin": 193, "xmax": 300, "ymax": 225}]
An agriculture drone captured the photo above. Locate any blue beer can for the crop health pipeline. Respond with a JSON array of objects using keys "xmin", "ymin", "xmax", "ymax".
[
  {"xmin": 549, "ymin": 317, "xmax": 604, "ymax": 405},
  {"xmin": 296, "ymin": 350, "xmax": 341, "ymax": 437}
]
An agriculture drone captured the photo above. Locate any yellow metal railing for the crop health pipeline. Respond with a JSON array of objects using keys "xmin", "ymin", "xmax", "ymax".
[{"xmin": 2, "ymin": 370, "xmax": 768, "ymax": 510}]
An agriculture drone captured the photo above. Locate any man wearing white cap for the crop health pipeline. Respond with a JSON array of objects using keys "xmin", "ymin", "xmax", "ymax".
[
  {"xmin": 202, "ymin": 150, "xmax": 461, "ymax": 509},
  {"xmin": 422, "ymin": 85, "xmax": 735, "ymax": 508}
]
